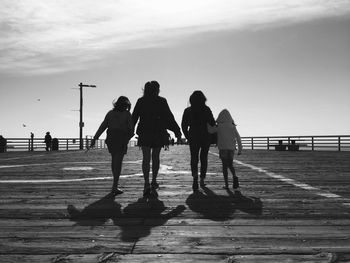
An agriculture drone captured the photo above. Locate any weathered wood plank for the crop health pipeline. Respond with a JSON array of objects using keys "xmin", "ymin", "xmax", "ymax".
[
  {"xmin": 1, "ymin": 225, "xmax": 350, "ymax": 239},
  {"xmin": 0, "ymin": 253, "xmax": 347, "ymax": 263},
  {"xmin": 1, "ymin": 147, "xmax": 350, "ymax": 259},
  {"xmin": 2, "ymin": 218, "xmax": 350, "ymax": 227}
]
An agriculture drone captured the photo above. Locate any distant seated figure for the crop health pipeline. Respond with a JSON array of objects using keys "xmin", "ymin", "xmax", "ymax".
[
  {"xmin": 0, "ymin": 135, "xmax": 7, "ymax": 153},
  {"xmin": 44, "ymin": 132, "xmax": 52, "ymax": 151}
]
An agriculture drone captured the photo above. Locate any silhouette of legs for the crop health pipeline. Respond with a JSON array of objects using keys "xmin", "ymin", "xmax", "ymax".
[
  {"xmin": 142, "ymin": 146, "xmax": 151, "ymax": 194},
  {"xmin": 189, "ymin": 143, "xmax": 200, "ymax": 191},
  {"xmin": 111, "ymin": 152, "xmax": 125, "ymax": 195},
  {"xmin": 45, "ymin": 143, "xmax": 51, "ymax": 151},
  {"xmin": 189, "ymin": 141, "xmax": 210, "ymax": 190},
  {"xmin": 221, "ymin": 159, "xmax": 229, "ymax": 188},
  {"xmin": 221, "ymin": 158, "xmax": 239, "ymax": 189},
  {"xmin": 142, "ymin": 146, "xmax": 161, "ymax": 196},
  {"xmin": 199, "ymin": 145, "xmax": 209, "ymax": 186},
  {"xmin": 151, "ymin": 147, "xmax": 161, "ymax": 188}
]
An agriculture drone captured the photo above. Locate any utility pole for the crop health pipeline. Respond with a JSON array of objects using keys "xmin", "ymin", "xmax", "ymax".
[{"xmin": 78, "ymin": 82, "xmax": 96, "ymax": 150}]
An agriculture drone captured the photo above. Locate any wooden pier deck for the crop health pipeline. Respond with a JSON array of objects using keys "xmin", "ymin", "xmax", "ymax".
[{"xmin": 0, "ymin": 146, "xmax": 350, "ymax": 262}]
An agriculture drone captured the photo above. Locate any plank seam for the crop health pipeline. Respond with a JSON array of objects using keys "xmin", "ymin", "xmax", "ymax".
[{"xmin": 209, "ymin": 151, "xmax": 350, "ymax": 208}]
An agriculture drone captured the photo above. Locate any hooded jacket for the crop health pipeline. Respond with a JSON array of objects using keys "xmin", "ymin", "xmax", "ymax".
[{"xmin": 208, "ymin": 109, "xmax": 242, "ymax": 151}]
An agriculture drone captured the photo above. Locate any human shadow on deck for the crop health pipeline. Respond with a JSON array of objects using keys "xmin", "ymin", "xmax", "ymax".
[
  {"xmin": 67, "ymin": 192, "xmax": 186, "ymax": 242},
  {"xmin": 120, "ymin": 194, "xmax": 186, "ymax": 242},
  {"xmin": 67, "ymin": 193, "xmax": 122, "ymax": 226},
  {"xmin": 186, "ymin": 187, "xmax": 263, "ymax": 221}
]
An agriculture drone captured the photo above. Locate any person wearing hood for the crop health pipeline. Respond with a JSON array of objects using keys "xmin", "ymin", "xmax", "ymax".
[{"xmin": 207, "ymin": 109, "xmax": 242, "ymax": 190}]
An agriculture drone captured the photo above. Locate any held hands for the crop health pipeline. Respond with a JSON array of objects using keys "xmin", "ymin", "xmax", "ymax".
[{"xmin": 175, "ymin": 133, "xmax": 182, "ymax": 144}]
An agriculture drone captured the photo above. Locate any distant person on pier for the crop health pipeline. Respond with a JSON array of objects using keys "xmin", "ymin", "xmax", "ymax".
[
  {"xmin": 0, "ymin": 135, "xmax": 7, "ymax": 153},
  {"xmin": 30, "ymin": 132, "xmax": 34, "ymax": 152},
  {"xmin": 132, "ymin": 81, "xmax": 182, "ymax": 197},
  {"xmin": 207, "ymin": 109, "xmax": 242, "ymax": 190},
  {"xmin": 181, "ymin": 91, "xmax": 216, "ymax": 192},
  {"xmin": 90, "ymin": 96, "xmax": 134, "ymax": 196},
  {"xmin": 44, "ymin": 132, "xmax": 52, "ymax": 151}
]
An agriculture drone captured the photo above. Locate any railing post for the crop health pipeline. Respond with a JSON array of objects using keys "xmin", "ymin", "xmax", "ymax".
[
  {"xmin": 311, "ymin": 137, "xmax": 314, "ymax": 151},
  {"xmin": 338, "ymin": 136, "xmax": 341, "ymax": 151},
  {"xmin": 66, "ymin": 139, "xmax": 69, "ymax": 150},
  {"xmin": 267, "ymin": 137, "xmax": 270, "ymax": 150},
  {"xmin": 251, "ymin": 137, "xmax": 254, "ymax": 150}
]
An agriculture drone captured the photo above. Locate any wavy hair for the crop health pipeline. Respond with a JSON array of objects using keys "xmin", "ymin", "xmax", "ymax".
[
  {"xmin": 113, "ymin": 96, "xmax": 131, "ymax": 112},
  {"xmin": 143, "ymin": 80, "xmax": 160, "ymax": 98}
]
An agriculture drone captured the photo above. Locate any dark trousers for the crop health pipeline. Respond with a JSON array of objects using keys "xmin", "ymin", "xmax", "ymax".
[{"xmin": 189, "ymin": 140, "xmax": 210, "ymax": 179}]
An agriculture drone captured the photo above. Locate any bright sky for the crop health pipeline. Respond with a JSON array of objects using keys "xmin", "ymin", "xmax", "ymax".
[{"xmin": 1, "ymin": 0, "xmax": 350, "ymax": 139}]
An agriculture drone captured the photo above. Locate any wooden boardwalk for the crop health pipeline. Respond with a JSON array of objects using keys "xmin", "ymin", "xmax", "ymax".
[{"xmin": 0, "ymin": 146, "xmax": 350, "ymax": 262}]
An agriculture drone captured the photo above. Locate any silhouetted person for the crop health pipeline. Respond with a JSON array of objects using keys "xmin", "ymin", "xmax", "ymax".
[
  {"xmin": 44, "ymin": 132, "xmax": 52, "ymax": 151},
  {"xmin": 0, "ymin": 135, "xmax": 6, "ymax": 153},
  {"xmin": 132, "ymin": 81, "xmax": 182, "ymax": 197},
  {"xmin": 30, "ymin": 132, "xmax": 34, "ymax": 151},
  {"xmin": 181, "ymin": 91, "xmax": 215, "ymax": 191},
  {"xmin": 91, "ymin": 96, "xmax": 134, "ymax": 196},
  {"xmin": 208, "ymin": 109, "xmax": 242, "ymax": 190}
]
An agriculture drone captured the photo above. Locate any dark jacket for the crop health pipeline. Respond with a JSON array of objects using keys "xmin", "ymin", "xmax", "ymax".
[
  {"xmin": 132, "ymin": 96, "xmax": 181, "ymax": 137},
  {"xmin": 44, "ymin": 134, "xmax": 52, "ymax": 144},
  {"xmin": 181, "ymin": 105, "xmax": 215, "ymax": 142}
]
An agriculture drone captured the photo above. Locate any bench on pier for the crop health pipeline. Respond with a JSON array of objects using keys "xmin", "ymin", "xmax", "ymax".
[{"xmin": 270, "ymin": 140, "xmax": 306, "ymax": 151}]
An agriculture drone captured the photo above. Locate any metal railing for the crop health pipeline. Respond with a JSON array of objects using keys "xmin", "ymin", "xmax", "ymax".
[
  {"xmin": 2, "ymin": 138, "xmax": 106, "ymax": 152},
  {"xmin": 1, "ymin": 135, "xmax": 350, "ymax": 152},
  {"xmin": 241, "ymin": 135, "xmax": 350, "ymax": 151}
]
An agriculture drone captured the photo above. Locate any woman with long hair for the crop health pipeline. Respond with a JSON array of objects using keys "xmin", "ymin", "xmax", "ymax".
[
  {"xmin": 181, "ymin": 91, "xmax": 216, "ymax": 191},
  {"xmin": 132, "ymin": 81, "xmax": 182, "ymax": 197},
  {"xmin": 91, "ymin": 96, "xmax": 134, "ymax": 196}
]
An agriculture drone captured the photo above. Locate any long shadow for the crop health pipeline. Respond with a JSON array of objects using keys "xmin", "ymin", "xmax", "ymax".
[
  {"xmin": 229, "ymin": 189, "xmax": 263, "ymax": 216},
  {"xmin": 120, "ymin": 193, "xmax": 186, "ymax": 242},
  {"xmin": 186, "ymin": 187, "xmax": 263, "ymax": 221},
  {"xmin": 67, "ymin": 193, "xmax": 122, "ymax": 226},
  {"xmin": 67, "ymin": 191, "xmax": 186, "ymax": 242}
]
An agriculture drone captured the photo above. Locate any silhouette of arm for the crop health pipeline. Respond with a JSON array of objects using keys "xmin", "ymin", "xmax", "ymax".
[
  {"xmin": 181, "ymin": 109, "xmax": 190, "ymax": 140},
  {"xmin": 163, "ymin": 99, "xmax": 181, "ymax": 138},
  {"xmin": 206, "ymin": 107, "xmax": 217, "ymax": 134},
  {"xmin": 207, "ymin": 123, "xmax": 218, "ymax": 134},
  {"xmin": 93, "ymin": 112, "xmax": 109, "ymax": 140},
  {"xmin": 207, "ymin": 107, "xmax": 216, "ymax": 126},
  {"xmin": 234, "ymin": 126, "xmax": 242, "ymax": 153},
  {"xmin": 131, "ymin": 99, "xmax": 141, "ymax": 129},
  {"xmin": 163, "ymin": 205, "xmax": 186, "ymax": 219},
  {"xmin": 126, "ymin": 112, "xmax": 135, "ymax": 140}
]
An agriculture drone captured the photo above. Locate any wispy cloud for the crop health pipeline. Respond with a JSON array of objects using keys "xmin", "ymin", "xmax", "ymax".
[{"xmin": 1, "ymin": 0, "xmax": 349, "ymax": 75}]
